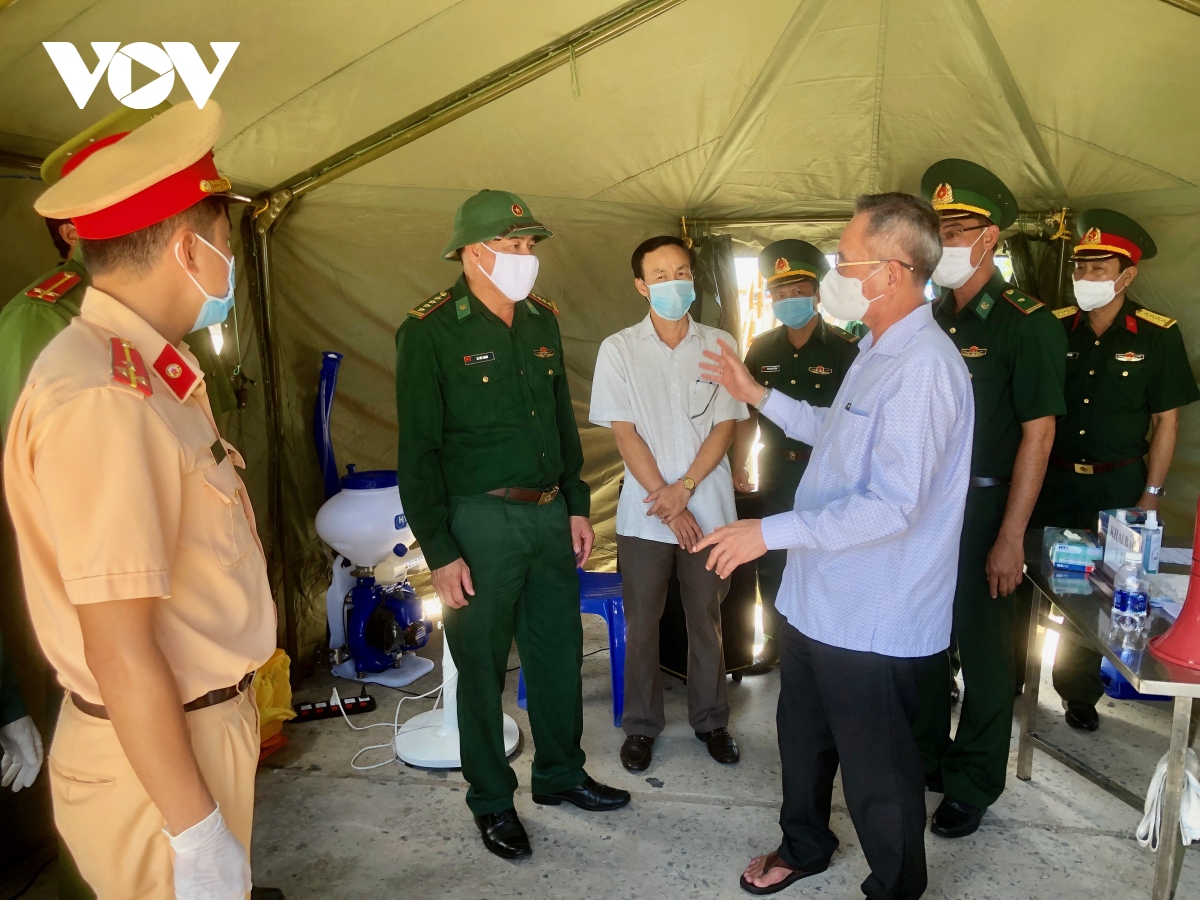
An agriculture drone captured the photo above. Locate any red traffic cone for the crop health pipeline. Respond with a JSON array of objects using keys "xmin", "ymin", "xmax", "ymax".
[{"xmin": 1149, "ymin": 495, "xmax": 1200, "ymax": 669}]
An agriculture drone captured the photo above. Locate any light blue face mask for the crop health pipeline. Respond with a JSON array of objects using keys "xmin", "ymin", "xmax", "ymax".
[
  {"xmin": 647, "ymin": 279, "xmax": 695, "ymax": 321},
  {"xmin": 177, "ymin": 234, "xmax": 236, "ymax": 333},
  {"xmin": 772, "ymin": 296, "xmax": 816, "ymax": 329}
]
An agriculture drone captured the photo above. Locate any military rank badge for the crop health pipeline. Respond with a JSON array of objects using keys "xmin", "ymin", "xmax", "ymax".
[
  {"xmin": 533, "ymin": 346, "xmax": 555, "ymax": 358},
  {"xmin": 960, "ymin": 346, "xmax": 987, "ymax": 359},
  {"xmin": 808, "ymin": 366, "xmax": 833, "ymax": 375},
  {"xmin": 463, "ymin": 351, "xmax": 495, "ymax": 365}
]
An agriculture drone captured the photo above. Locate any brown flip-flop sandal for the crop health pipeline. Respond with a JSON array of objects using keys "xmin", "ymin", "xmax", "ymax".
[{"xmin": 739, "ymin": 851, "xmax": 810, "ymax": 895}]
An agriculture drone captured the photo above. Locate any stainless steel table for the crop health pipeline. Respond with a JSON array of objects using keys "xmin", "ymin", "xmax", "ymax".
[{"xmin": 1017, "ymin": 535, "xmax": 1199, "ymax": 900}]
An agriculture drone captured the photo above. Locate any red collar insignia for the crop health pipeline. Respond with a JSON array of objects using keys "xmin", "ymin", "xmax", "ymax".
[
  {"xmin": 109, "ymin": 338, "xmax": 153, "ymax": 396},
  {"xmin": 152, "ymin": 343, "xmax": 199, "ymax": 401},
  {"xmin": 26, "ymin": 270, "xmax": 81, "ymax": 303}
]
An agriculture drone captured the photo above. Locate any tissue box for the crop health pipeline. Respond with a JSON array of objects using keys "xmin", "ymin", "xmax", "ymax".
[
  {"xmin": 1097, "ymin": 508, "xmax": 1162, "ymax": 577},
  {"xmin": 1042, "ymin": 527, "xmax": 1103, "ymax": 571}
]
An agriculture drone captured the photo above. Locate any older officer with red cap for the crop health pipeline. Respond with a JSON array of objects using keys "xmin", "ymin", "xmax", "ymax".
[{"xmin": 5, "ymin": 100, "xmax": 277, "ymax": 899}]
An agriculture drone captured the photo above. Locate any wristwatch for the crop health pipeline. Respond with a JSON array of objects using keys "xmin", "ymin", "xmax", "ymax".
[
  {"xmin": 754, "ymin": 387, "xmax": 773, "ymax": 411},
  {"xmin": 680, "ymin": 476, "xmax": 696, "ymax": 494},
  {"xmin": 1145, "ymin": 485, "xmax": 1166, "ymax": 498}
]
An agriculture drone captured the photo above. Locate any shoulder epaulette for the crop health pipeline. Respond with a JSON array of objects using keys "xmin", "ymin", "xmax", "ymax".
[
  {"xmin": 828, "ymin": 323, "xmax": 861, "ymax": 343},
  {"xmin": 25, "ymin": 270, "xmax": 81, "ymax": 303},
  {"xmin": 529, "ymin": 292, "xmax": 559, "ymax": 315},
  {"xmin": 1136, "ymin": 308, "xmax": 1177, "ymax": 329},
  {"xmin": 1002, "ymin": 287, "xmax": 1045, "ymax": 315},
  {"xmin": 408, "ymin": 290, "xmax": 452, "ymax": 320},
  {"xmin": 109, "ymin": 338, "xmax": 153, "ymax": 397},
  {"xmin": 1052, "ymin": 305, "xmax": 1077, "ymax": 320}
]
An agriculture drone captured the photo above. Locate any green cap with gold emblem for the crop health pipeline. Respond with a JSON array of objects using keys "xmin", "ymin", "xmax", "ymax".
[
  {"xmin": 759, "ymin": 239, "xmax": 829, "ymax": 287},
  {"xmin": 921, "ymin": 158, "xmax": 1018, "ymax": 230},
  {"xmin": 1072, "ymin": 208, "xmax": 1156, "ymax": 264},
  {"xmin": 442, "ymin": 189, "xmax": 553, "ymax": 260},
  {"xmin": 40, "ymin": 101, "xmax": 173, "ymax": 186}
]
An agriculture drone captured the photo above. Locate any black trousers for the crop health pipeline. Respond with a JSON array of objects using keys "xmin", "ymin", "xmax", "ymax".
[{"xmin": 777, "ymin": 624, "xmax": 932, "ymax": 900}]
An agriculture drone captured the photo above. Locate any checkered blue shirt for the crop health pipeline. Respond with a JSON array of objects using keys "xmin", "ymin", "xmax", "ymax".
[{"xmin": 759, "ymin": 303, "xmax": 974, "ymax": 657}]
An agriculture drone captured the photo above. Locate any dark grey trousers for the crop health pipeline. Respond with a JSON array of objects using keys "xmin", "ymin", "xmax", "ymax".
[{"xmin": 617, "ymin": 534, "xmax": 730, "ymax": 737}]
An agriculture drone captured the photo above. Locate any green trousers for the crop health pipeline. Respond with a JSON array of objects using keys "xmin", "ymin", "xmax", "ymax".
[
  {"xmin": 914, "ymin": 485, "xmax": 1012, "ymax": 809},
  {"xmin": 442, "ymin": 493, "xmax": 586, "ymax": 816},
  {"xmin": 1019, "ymin": 463, "xmax": 1145, "ymax": 707},
  {"xmin": 756, "ymin": 460, "xmax": 806, "ymax": 645}
]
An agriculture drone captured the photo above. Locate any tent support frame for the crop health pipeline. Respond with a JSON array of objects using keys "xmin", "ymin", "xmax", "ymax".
[{"xmin": 249, "ymin": 0, "xmax": 692, "ymax": 668}]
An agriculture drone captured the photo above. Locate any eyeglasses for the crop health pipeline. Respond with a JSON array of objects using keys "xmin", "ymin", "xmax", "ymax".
[
  {"xmin": 940, "ymin": 223, "xmax": 988, "ymax": 242},
  {"xmin": 834, "ymin": 258, "xmax": 915, "ymax": 274}
]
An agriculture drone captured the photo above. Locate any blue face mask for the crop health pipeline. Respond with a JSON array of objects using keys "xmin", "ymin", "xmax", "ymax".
[
  {"xmin": 178, "ymin": 234, "xmax": 236, "ymax": 333},
  {"xmin": 772, "ymin": 296, "xmax": 816, "ymax": 329},
  {"xmin": 647, "ymin": 279, "xmax": 695, "ymax": 321}
]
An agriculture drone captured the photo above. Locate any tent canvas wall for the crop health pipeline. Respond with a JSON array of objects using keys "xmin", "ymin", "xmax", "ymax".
[{"xmin": 2, "ymin": 0, "xmax": 1200, "ymax": 671}]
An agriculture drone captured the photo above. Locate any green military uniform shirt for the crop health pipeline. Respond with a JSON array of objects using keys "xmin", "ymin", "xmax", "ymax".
[
  {"xmin": 744, "ymin": 319, "xmax": 860, "ymax": 461},
  {"xmin": 0, "ymin": 255, "xmax": 237, "ymax": 443},
  {"xmin": 932, "ymin": 270, "xmax": 1068, "ymax": 478},
  {"xmin": 395, "ymin": 275, "xmax": 590, "ymax": 570},
  {"xmin": 1050, "ymin": 299, "xmax": 1199, "ymax": 463}
]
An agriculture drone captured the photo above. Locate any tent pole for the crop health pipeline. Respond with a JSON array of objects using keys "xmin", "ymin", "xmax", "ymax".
[
  {"xmin": 244, "ymin": 210, "xmax": 300, "ymax": 670},
  {"xmin": 0, "ymin": 150, "xmax": 40, "ymax": 173},
  {"xmin": 265, "ymin": 0, "xmax": 691, "ymax": 201},
  {"xmin": 1159, "ymin": 0, "xmax": 1200, "ymax": 16}
]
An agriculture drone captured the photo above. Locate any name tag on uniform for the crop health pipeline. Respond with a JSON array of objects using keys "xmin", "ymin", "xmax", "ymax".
[
  {"xmin": 463, "ymin": 352, "xmax": 495, "ymax": 366},
  {"xmin": 1067, "ymin": 351, "xmax": 1079, "ymax": 359},
  {"xmin": 1115, "ymin": 352, "xmax": 1145, "ymax": 362},
  {"xmin": 210, "ymin": 439, "xmax": 227, "ymax": 466},
  {"xmin": 760, "ymin": 365, "xmax": 781, "ymax": 373}
]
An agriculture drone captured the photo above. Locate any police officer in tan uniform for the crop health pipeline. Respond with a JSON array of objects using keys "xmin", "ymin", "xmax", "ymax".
[{"xmin": 5, "ymin": 101, "xmax": 277, "ymax": 900}]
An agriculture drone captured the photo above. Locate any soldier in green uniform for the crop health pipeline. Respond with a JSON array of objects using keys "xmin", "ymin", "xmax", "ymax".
[
  {"xmin": 912, "ymin": 159, "xmax": 1067, "ymax": 838},
  {"xmin": 732, "ymin": 240, "xmax": 860, "ymax": 673},
  {"xmin": 395, "ymin": 190, "xmax": 629, "ymax": 861},
  {"xmin": 0, "ymin": 104, "xmax": 240, "ymax": 900},
  {"xmin": 1033, "ymin": 210, "xmax": 1199, "ymax": 731}
]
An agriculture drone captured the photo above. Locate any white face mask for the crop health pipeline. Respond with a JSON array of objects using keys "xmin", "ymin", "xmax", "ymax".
[
  {"xmin": 931, "ymin": 229, "xmax": 985, "ymax": 289},
  {"xmin": 1073, "ymin": 271, "xmax": 1128, "ymax": 311},
  {"xmin": 820, "ymin": 265, "xmax": 886, "ymax": 321},
  {"xmin": 478, "ymin": 242, "xmax": 539, "ymax": 302}
]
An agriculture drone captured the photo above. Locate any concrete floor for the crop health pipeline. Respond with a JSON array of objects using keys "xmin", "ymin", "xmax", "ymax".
[
  {"xmin": 19, "ymin": 617, "xmax": 1197, "ymax": 899},
  {"xmin": 247, "ymin": 619, "xmax": 1198, "ymax": 900}
]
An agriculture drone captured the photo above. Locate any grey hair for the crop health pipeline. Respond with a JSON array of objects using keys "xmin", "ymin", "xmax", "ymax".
[{"xmin": 854, "ymin": 192, "xmax": 942, "ymax": 285}]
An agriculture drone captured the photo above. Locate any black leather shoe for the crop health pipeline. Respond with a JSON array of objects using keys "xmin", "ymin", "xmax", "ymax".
[
  {"xmin": 744, "ymin": 643, "xmax": 780, "ymax": 675},
  {"xmin": 924, "ymin": 769, "xmax": 943, "ymax": 793},
  {"xmin": 533, "ymin": 775, "xmax": 631, "ymax": 811},
  {"xmin": 930, "ymin": 797, "xmax": 985, "ymax": 838},
  {"xmin": 620, "ymin": 734, "xmax": 654, "ymax": 772},
  {"xmin": 696, "ymin": 727, "xmax": 740, "ymax": 764},
  {"xmin": 474, "ymin": 808, "xmax": 532, "ymax": 859},
  {"xmin": 1064, "ymin": 701, "xmax": 1099, "ymax": 731},
  {"xmin": 251, "ymin": 890, "xmax": 286, "ymax": 900}
]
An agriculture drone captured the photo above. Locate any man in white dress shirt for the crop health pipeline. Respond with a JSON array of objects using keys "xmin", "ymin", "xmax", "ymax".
[
  {"xmin": 697, "ymin": 195, "xmax": 973, "ymax": 899},
  {"xmin": 590, "ymin": 236, "xmax": 748, "ymax": 773}
]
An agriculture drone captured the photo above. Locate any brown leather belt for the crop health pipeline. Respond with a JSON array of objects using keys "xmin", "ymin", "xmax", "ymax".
[
  {"xmin": 969, "ymin": 476, "xmax": 1011, "ymax": 488},
  {"xmin": 70, "ymin": 672, "xmax": 255, "ymax": 720},
  {"xmin": 486, "ymin": 485, "xmax": 560, "ymax": 505},
  {"xmin": 766, "ymin": 447, "xmax": 811, "ymax": 462},
  {"xmin": 1049, "ymin": 456, "xmax": 1142, "ymax": 476}
]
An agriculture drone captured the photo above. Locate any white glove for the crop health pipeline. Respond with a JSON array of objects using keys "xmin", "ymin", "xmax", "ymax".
[
  {"xmin": 1138, "ymin": 748, "xmax": 1200, "ymax": 850},
  {"xmin": 0, "ymin": 715, "xmax": 44, "ymax": 792},
  {"xmin": 166, "ymin": 804, "xmax": 251, "ymax": 900}
]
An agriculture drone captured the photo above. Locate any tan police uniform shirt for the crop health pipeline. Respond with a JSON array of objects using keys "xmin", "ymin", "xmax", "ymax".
[{"xmin": 3, "ymin": 287, "xmax": 275, "ymax": 706}]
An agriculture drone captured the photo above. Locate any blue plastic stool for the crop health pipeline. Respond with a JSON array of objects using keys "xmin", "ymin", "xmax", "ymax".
[
  {"xmin": 1100, "ymin": 656, "xmax": 1170, "ymax": 702},
  {"xmin": 517, "ymin": 569, "xmax": 626, "ymax": 727}
]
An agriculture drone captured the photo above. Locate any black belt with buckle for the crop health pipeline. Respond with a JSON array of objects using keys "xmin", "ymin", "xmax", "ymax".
[
  {"xmin": 70, "ymin": 672, "xmax": 255, "ymax": 720},
  {"xmin": 1049, "ymin": 456, "xmax": 1141, "ymax": 476},
  {"xmin": 486, "ymin": 485, "xmax": 560, "ymax": 505},
  {"xmin": 969, "ymin": 476, "xmax": 1011, "ymax": 488}
]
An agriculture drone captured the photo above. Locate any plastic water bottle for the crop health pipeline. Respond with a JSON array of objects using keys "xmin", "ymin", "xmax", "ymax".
[{"xmin": 1112, "ymin": 550, "xmax": 1149, "ymax": 633}]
